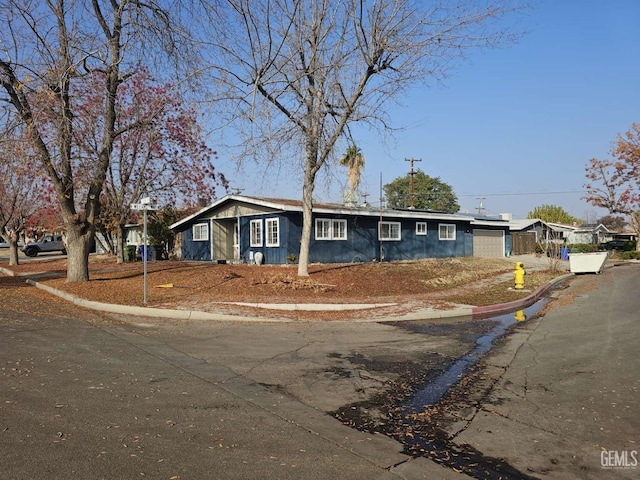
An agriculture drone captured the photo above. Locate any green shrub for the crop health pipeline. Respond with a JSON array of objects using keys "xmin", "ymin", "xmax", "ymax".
[
  {"xmin": 569, "ymin": 243, "xmax": 602, "ymax": 253},
  {"xmin": 621, "ymin": 251, "xmax": 640, "ymax": 260}
]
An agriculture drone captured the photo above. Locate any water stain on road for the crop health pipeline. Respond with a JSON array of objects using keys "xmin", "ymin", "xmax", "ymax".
[{"xmin": 332, "ymin": 300, "xmax": 549, "ymax": 479}]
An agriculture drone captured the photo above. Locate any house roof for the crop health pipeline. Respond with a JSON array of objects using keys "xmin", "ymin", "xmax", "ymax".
[
  {"xmin": 170, "ymin": 194, "xmax": 483, "ymax": 230},
  {"xmin": 508, "ymin": 218, "xmax": 546, "ymax": 231},
  {"xmin": 545, "ymin": 221, "xmax": 579, "ymax": 232}
]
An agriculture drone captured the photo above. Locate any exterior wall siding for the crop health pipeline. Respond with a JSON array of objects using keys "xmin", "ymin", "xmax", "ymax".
[
  {"xmin": 179, "ymin": 222, "xmax": 211, "ymax": 261},
  {"xmin": 240, "ymin": 213, "xmax": 473, "ymax": 264},
  {"xmin": 374, "ymin": 219, "xmax": 471, "ymax": 261},
  {"xmin": 173, "ymin": 198, "xmax": 511, "ymax": 265},
  {"xmin": 240, "ymin": 214, "xmax": 291, "ymax": 265}
]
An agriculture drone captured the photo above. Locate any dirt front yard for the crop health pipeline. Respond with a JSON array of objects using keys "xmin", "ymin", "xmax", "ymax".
[{"xmin": 3, "ymin": 254, "xmax": 562, "ymax": 320}]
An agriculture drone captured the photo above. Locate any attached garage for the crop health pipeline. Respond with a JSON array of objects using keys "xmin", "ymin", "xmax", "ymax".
[{"xmin": 473, "ymin": 229, "xmax": 505, "ymax": 258}]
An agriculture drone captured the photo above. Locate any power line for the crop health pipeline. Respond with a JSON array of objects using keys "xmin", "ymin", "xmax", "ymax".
[{"xmin": 458, "ymin": 190, "xmax": 587, "ymax": 197}]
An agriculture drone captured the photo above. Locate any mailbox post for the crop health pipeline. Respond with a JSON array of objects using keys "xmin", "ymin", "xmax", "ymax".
[{"xmin": 130, "ymin": 197, "xmax": 157, "ymax": 305}]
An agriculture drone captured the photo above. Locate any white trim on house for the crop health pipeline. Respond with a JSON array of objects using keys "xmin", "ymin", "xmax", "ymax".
[
  {"xmin": 250, "ymin": 219, "xmax": 263, "ymax": 247},
  {"xmin": 315, "ymin": 218, "xmax": 347, "ymax": 240},
  {"xmin": 192, "ymin": 223, "xmax": 209, "ymax": 241},
  {"xmin": 439, "ymin": 223, "xmax": 456, "ymax": 241},
  {"xmin": 265, "ymin": 218, "xmax": 280, "ymax": 247},
  {"xmin": 379, "ymin": 221, "xmax": 401, "ymax": 241},
  {"xmin": 169, "ymin": 194, "xmax": 478, "ymax": 231}
]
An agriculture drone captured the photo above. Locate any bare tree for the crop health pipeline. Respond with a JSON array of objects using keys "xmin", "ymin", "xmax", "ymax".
[
  {"xmin": 0, "ymin": 0, "xmax": 193, "ymax": 282},
  {"xmin": 202, "ymin": 0, "xmax": 525, "ymax": 276},
  {"xmin": 0, "ymin": 121, "xmax": 51, "ymax": 266}
]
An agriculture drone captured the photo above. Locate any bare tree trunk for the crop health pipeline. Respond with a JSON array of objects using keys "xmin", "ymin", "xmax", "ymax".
[
  {"xmin": 93, "ymin": 234, "xmax": 111, "ymax": 257},
  {"xmin": 8, "ymin": 241, "xmax": 19, "ymax": 266},
  {"xmin": 297, "ymin": 179, "xmax": 315, "ymax": 277},
  {"xmin": 65, "ymin": 223, "xmax": 93, "ymax": 283},
  {"xmin": 632, "ymin": 212, "xmax": 640, "ymax": 252},
  {"xmin": 117, "ymin": 224, "xmax": 127, "ymax": 264}
]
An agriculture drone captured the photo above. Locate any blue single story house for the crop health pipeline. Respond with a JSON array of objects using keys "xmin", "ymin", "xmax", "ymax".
[{"xmin": 169, "ymin": 195, "xmax": 510, "ymax": 264}]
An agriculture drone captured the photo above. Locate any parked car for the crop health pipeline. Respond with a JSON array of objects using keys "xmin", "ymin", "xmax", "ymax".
[
  {"xmin": 22, "ymin": 234, "xmax": 67, "ymax": 257},
  {"xmin": 601, "ymin": 239, "xmax": 635, "ymax": 251}
]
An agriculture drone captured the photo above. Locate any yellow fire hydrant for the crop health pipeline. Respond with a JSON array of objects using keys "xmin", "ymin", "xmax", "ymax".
[{"xmin": 514, "ymin": 262, "xmax": 526, "ymax": 289}]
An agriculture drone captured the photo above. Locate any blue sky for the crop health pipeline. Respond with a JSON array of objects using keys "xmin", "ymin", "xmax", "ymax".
[{"xmin": 223, "ymin": 0, "xmax": 640, "ymax": 222}]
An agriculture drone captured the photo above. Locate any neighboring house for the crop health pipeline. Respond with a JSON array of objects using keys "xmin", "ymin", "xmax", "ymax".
[
  {"xmin": 94, "ymin": 225, "xmax": 143, "ymax": 255},
  {"xmin": 565, "ymin": 224, "xmax": 612, "ymax": 245},
  {"xmin": 125, "ymin": 224, "xmax": 144, "ymax": 247},
  {"xmin": 169, "ymin": 195, "xmax": 510, "ymax": 264},
  {"xmin": 544, "ymin": 222, "xmax": 578, "ymax": 242},
  {"xmin": 508, "ymin": 220, "xmax": 612, "ymax": 251},
  {"xmin": 508, "ymin": 218, "xmax": 548, "ymax": 255}
]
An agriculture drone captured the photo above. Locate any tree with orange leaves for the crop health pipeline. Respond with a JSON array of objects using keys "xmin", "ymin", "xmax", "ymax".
[{"xmin": 584, "ymin": 123, "xmax": 640, "ymax": 249}]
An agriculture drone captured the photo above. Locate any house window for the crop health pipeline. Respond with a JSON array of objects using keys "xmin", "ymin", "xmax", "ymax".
[
  {"xmin": 192, "ymin": 223, "xmax": 209, "ymax": 241},
  {"xmin": 315, "ymin": 218, "xmax": 347, "ymax": 240},
  {"xmin": 266, "ymin": 218, "xmax": 280, "ymax": 247},
  {"xmin": 416, "ymin": 222, "xmax": 427, "ymax": 235},
  {"xmin": 439, "ymin": 224, "xmax": 456, "ymax": 241},
  {"xmin": 250, "ymin": 219, "xmax": 262, "ymax": 247},
  {"xmin": 379, "ymin": 221, "xmax": 401, "ymax": 241},
  {"xmin": 333, "ymin": 219, "xmax": 347, "ymax": 240},
  {"xmin": 316, "ymin": 219, "xmax": 331, "ymax": 240}
]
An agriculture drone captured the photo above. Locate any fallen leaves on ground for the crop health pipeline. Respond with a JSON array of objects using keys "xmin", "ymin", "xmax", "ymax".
[{"xmin": 2, "ymin": 255, "xmax": 568, "ymax": 320}]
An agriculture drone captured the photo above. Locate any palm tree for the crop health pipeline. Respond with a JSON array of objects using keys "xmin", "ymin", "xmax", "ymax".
[{"xmin": 339, "ymin": 145, "xmax": 365, "ymax": 192}]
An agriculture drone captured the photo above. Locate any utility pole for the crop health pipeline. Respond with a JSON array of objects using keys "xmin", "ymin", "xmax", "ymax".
[
  {"xmin": 405, "ymin": 158, "xmax": 422, "ymax": 208},
  {"xmin": 476, "ymin": 197, "xmax": 486, "ymax": 215}
]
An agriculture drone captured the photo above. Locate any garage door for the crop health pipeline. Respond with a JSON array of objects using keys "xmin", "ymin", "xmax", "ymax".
[{"xmin": 473, "ymin": 229, "xmax": 505, "ymax": 258}]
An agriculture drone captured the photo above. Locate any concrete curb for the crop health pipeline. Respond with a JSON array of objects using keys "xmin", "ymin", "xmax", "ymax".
[
  {"xmin": 471, "ymin": 273, "xmax": 573, "ymax": 317},
  {"xmin": 219, "ymin": 301, "xmax": 397, "ymax": 311},
  {"xmin": 0, "ymin": 266, "xmax": 15, "ymax": 277},
  {"xmin": 24, "ymin": 279, "xmax": 291, "ymax": 323}
]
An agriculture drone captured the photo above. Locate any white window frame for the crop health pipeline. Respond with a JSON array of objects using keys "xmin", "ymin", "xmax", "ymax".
[
  {"xmin": 265, "ymin": 218, "xmax": 280, "ymax": 247},
  {"xmin": 192, "ymin": 223, "xmax": 209, "ymax": 241},
  {"xmin": 315, "ymin": 218, "xmax": 347, "ymax": 240},
  {"xmin": 416, "ymin": 222, "xmax": 427, "ymax": 236},
  {"xmin": 250, "ymin": 219, "xmax": 263, "ymax": 247},
  {"xmin": 315, "ymin": 218, "xmax": 331, "ymax": 240},
  {"xmin": 438, "ymin": 223, "xmax": 456, "ymax": 241},
  {"xmin": 332, "ymin": 219, "xmax": 347, "ymax": 240},
  {"xmin": 379, "ymin": 221, "xmax": 401, "ymax": 241}
]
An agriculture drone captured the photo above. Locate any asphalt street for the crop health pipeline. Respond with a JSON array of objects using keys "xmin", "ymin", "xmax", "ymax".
[
  {"xmin": 449, "ymin": 263, "xmax": 639, "ymax": 479},
  {"xmin": 1, "ymin": 263, "xmax": 638, "ymax": 479},
  {"xmin": 0, "ymin": 275, "xmax": 456, "ymax": 480}
]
